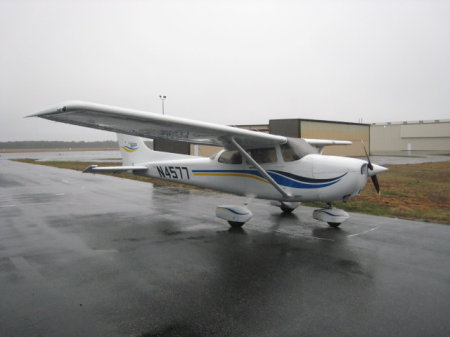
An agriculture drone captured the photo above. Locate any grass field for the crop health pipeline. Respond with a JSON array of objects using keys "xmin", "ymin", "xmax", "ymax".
[{"xmin": 12, "ymin": 159, "xmax": 450, "ymax": 224}]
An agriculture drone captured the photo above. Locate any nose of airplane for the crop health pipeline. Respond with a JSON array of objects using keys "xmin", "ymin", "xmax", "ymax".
[{"xmin": 368, "ymin": 163, "xmax": 388, "ymax": 176}]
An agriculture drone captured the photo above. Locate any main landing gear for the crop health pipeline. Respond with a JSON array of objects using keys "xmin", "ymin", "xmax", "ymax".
[
  {"xmin": 270, "ymin": 201, "xmax": 300, "ymax": 214},
  {"xmin": 215, "ymin": 205, "xmax": 253, "ymax": 228},
  {"xmin": 227, "ymin": 221, "xmax": 245, "ymax": 228}
]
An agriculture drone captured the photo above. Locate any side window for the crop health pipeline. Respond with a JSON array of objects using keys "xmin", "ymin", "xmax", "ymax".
[
  {"xmin": 248, "ymin": 147, "xmax": 277, "ymax": 164},
  {"xmin": 280, "ymin": 143, "xmax": 300, "ymax": 162},
  {"xmin": 218, "ymin": 150, "xmax": 242, "ymax": 164}
]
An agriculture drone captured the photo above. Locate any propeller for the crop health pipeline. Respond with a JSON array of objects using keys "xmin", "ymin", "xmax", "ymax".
[
  {"xmin": 371, "ymin": 174, "xmax": 380, "ymax": 194},
  {"xmin": 361, "ymin": 141, "xmax": 382, "ymax": 194}
]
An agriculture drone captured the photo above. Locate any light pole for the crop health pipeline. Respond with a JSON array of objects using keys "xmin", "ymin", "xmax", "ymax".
[{"xmin": 159, "ymin": 95, "xmax": 166, "ymax": 115}]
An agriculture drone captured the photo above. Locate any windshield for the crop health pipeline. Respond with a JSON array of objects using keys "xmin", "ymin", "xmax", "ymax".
[{"xmin": 280, "ymin": 138, "xmax": 317, "ymax": 162}]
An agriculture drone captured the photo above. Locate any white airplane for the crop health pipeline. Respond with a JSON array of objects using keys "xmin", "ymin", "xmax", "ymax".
[{"xmin": 30, "ymin": 101, "xmax": 387, "ymax": 228}]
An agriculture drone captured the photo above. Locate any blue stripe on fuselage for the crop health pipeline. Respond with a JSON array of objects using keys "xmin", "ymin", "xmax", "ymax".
[{"xmin": 192, "ymin": 169, "xmax": 346, "ymax": 189}]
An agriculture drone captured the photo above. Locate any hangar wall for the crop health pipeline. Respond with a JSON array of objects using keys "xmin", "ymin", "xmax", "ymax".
[
  {"xmin": 189, "ymin": 144, "xmax": 222, "ymax": 157},
  {"xmin": 299, "ymin": 121, "xmax": 369, "ymax": 156},
  {"xmin": 370, "ymin": 120, "xmax": 450, "ymax": 153},
  {"xmin": 155, "ymin": 118, "xmax": 449, "ymax": 157}
]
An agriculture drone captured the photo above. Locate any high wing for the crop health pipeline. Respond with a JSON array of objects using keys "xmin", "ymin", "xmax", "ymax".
[{"xmin": 29, "ymin": 101, "xmax": 287, "ymax": 150}]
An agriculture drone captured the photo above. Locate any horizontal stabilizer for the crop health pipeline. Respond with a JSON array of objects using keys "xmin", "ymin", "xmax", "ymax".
[
  {"xmin": 83, "ymin": 165, "xmax": 148, "ymax": 174},
  {"xmin": 304, "ymin": 139, "xmax": 352, "ymax": 146},
  {"xmin": 304, "ymin": 138, "xmax": 352, "ymax": 154}
]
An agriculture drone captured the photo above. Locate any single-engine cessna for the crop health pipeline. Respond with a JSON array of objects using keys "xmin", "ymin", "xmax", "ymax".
[{"xmin": 30, "ymin": 101, "xmax": 387, "ymax": 228}]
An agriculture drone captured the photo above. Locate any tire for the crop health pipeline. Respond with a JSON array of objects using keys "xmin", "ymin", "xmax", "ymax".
[
  {"xmin": 280, "ymin": 205, "xmax": 294, "ymax": 213},
  {"xmin": 228, "ymin": 221, "xmax": 245, "ymax": 228},
  {"xmin": 328, "ymin": 222, "xmax": 341, "ymax": 228}
]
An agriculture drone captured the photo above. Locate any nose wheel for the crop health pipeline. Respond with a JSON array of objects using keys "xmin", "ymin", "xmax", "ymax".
[
  {"xmin": 271, "ymin": 201, "xmax": 300, "ymax": 214},
  {"xmin": 313, "ymin": 204, "xmax": 349, "ymax": 227}
]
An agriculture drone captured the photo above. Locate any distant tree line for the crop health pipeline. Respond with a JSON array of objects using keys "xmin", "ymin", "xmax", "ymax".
[{"xmin": 0, "ymin": 140, "xmax": 119, "ymax": 149}]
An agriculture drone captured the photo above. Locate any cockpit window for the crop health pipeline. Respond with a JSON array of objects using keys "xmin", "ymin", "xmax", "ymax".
[
  {"xmin": 218, "ymin": 140, "xmax": 315, "ymax": 165},
  {"xmin": 218, "ymin": 150, "xmax": 242, "ymax": 164},
  {"xmin": 281, "ymin": 144, "xmax": 300, "ymax": 162},
  {"xmin": 281, "ymin": 138, "xmax": 317, "ymax": 162},
  {"xmin": 247, "ymin": 147, "xmax": 277, "ymax": 164}
]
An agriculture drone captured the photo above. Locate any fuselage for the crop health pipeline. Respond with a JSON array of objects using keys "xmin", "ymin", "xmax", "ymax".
[{"xmin": 137, "ymin": 150, "xmax": 370, "ymax": 203}]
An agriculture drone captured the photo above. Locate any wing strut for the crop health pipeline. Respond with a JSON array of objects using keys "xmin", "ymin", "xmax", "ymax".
[{"xmin": 230, "ymin": 137, "xmax": 292, "ymax": 199}]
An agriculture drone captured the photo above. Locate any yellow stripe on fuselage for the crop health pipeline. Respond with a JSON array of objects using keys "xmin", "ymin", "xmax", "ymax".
[{"xmin": 193, "ymin": 172, "xmax": 269, "ymax": 184}]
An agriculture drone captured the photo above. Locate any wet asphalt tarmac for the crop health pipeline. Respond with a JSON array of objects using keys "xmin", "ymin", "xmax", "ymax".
[{"xmin": 1, "ymin": 158, "xmax": 449, "ymax": 337}]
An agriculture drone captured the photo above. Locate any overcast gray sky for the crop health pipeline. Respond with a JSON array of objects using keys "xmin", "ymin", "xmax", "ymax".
[{"xmin": 1, "ymin": 0, "xmax": 449, "ymax": 141}]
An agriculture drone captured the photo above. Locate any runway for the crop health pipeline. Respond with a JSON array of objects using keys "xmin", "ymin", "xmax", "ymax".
[{"xmin": 1, "ymin": 158, "xmax": 449, "ymax": 337}]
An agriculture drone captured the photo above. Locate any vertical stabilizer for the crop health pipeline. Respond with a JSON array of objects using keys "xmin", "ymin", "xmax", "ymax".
[
  {"xmin": 117, "ymin": 133, "xmax": 153, "ymax": 166},
  {"xmin": 116, "ymin": 133, "xmax": 194, "ymax": 166}
]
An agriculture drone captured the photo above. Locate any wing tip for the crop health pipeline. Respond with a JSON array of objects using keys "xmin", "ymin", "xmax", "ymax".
[
  {"xmin": 26, "ymin": 100, "xmax": 91, "ymax": 118},
  {"xmin": 83, "ymin": 164, "xmax": 98, "ymax": 173}
]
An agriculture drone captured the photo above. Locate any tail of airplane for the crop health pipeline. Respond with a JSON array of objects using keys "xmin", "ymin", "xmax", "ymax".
[
  {"xmin": 116, "ymin": 133, "xmax": 193, "ymax": 165},
  {"xmin": 117, "ymin": 133, "xmax": 153, "ymax": 166}
]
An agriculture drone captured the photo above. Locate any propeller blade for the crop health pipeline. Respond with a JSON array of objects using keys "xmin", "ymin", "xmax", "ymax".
[
  {"xmin": 371, "ymin": 175, "xmax": 380, "ymax": 194},
  {"xmin": 361, "ymin": 141, "xmax": 373, "ymax": 170},
  {"xmin": 361, "ymin": 141, "xmax": 385, "ymax": 194}
]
